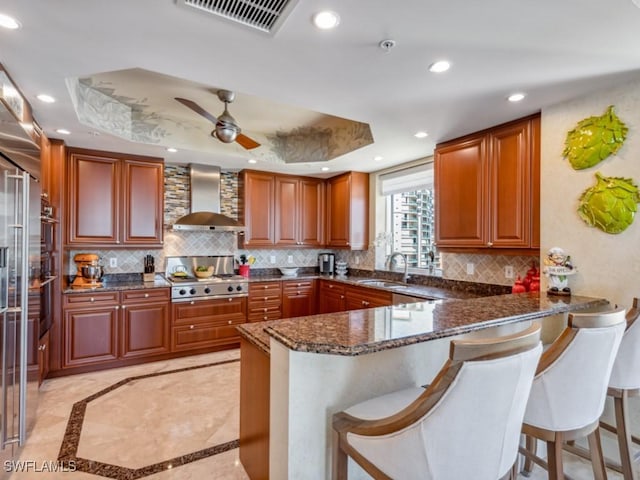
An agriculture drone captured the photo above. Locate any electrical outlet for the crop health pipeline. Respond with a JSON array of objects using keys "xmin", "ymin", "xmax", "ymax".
[
  {"xmin": 466, "ymin": 263, "xmax": 474, "ymax": 275},
  {"xmin": 270, "ymin": 255, "xmax": 276, "ymax": 264},
  {"xmin": 287, "ymin": 255, "xmax": 294, "ymax": 264},
  {"xmin": 109, "ymin": 257, "xmax": 117, "ymax": 268},
  {"xmin": 505, "ymin": 265, "xmax": 514, "ymax": 279}
]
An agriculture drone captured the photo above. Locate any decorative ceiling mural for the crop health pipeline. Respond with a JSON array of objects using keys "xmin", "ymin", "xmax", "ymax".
[{"xmin": 65, "ymin": 68, "xmax": 373, "ymax": 164}]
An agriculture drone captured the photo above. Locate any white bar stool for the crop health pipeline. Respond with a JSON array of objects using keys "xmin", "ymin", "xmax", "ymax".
[
  {"xmin": 519, "ymin": 307, "xmax": 626, "ymax": 480},
  {"xmin": 332, "ymin": 324, "xmax": 543, "ymax": 480}
]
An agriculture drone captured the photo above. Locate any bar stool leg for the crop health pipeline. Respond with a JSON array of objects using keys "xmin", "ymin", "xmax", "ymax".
[
  {"xmin": 522, "ymin": 434, "xmax": 537, "ymax": 476},
  {"xmin": 547, "ymin": 432, "xmax": 565, "ymax": 480},
  {"xmin": 614, "ymin": 391, "xmax": 637, "ymax": 480},
  {"xmin": 587, "ymin": 426, "xmax": 607, "ymax": 480}
]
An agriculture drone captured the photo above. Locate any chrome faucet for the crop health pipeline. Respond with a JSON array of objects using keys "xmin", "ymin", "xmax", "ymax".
[{"xmin": 386, "ymin": 251, "xmax": 410, "ymax": 283}]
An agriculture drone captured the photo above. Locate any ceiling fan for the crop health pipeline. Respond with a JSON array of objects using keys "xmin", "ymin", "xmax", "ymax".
[{"xmin": 175, "ymin": 90, "xmax": 260, "ymax": 150}]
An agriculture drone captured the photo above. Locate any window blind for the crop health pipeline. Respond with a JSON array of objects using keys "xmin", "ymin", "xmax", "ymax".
[{"xmin": 379, "ymin": 163, "xmax": 433, "ymax": 196}]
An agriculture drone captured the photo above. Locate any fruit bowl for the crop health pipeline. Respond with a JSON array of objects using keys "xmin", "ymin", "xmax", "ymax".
[{"xmin": 194, "ymin": 266, "xmax": 214, "ymax": 278}]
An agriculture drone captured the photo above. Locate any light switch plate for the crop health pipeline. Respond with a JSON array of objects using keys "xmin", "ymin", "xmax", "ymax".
[
  {"xmin": 270, "ymin": 255, "xmax": 276, "ymax": 264},
  {"xmin": 287, "ymin": 255, "xmax": 294, "ymax": 264},
  {"xmin": 109, "ymin": 257, "xmax": 117, "ymax": 268},
  {"xmin": 505, "ymin": 265, "xmax": 514, "ymax": 279},
  {"xmin": 466, "ymin": 263, "xmax": 474, "ymax": 275}
]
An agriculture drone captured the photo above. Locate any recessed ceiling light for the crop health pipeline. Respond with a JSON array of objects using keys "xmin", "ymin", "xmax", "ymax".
[
  {"xmin": 0, "ymin": 13, "xmax": 20, "ymax": 30},
  {"xmin": 36, "ymin": 94, "xmax": 56, "ymax": 103},
  {"xmin": 374, "ymin": 156, "xmax": 383, "ymax": 161},
  {"xmin": 312, "ymin": 11, "xmax": 340, "ymax": 30},
  {"xmin": 508, "ymin": 93, "xmax": 526, "ymax": 102},
  {"xmin": 248, "ymin": 159, "xmax": 257, "ymax": 164},
  {"xmin": 55, "ymin": 129, "xmax": 70, "ymax": 135},
  {"xmin": 166, "ymin": 147, "xmax": 178, "ymax": 153},
  {"xmin": 321, "ymin": 167, "xmax": 330, "ymax": 171},
  {"xmin": 428, "ymin": 61, "xmax": 450, "ymax": 73},
  {"xmin": 414, "ymin": 131, "xmax": 428, "ymax": 139}
]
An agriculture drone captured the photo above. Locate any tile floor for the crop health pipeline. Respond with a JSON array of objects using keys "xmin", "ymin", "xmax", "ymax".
[{"xmin": 8, "ymin": 348, "xmax": 640, "ymax": 479}]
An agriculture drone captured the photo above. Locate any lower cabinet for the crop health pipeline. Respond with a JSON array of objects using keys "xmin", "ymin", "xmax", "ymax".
[
  {"xmin": 248, "ymin": 281, "xmax": 282, "ymax": 322},
  {"xmin": 62, "ymin": 288, "xmax": 170, "ymax": 369},
  {"xmin": 345, "ymin": 285, "xmax": 392, "ymax": 310},
  {"xmin": 318, "ymin": 280, "xmax": 346, "ymax": 313},
  {"xmin": 282, "ymin": 279, "xmax": 316, "ymax": 319},
  {"xmin": 171, "ymin": 296, "xmax": 247, "ymax": 352}
]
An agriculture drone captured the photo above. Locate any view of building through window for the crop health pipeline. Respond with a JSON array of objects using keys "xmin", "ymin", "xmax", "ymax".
[{"xmin": 388, "ymin": 189, "xmax": 438, "ymax": 270}]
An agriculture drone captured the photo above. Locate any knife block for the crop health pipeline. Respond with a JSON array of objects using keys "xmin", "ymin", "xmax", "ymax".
[{"xmin": 143, "ymin": 273, "xmax": 155, "ymax": 283}]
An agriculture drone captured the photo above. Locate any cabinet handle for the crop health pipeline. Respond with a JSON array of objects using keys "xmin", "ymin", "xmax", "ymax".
[
  {"xmin": 487, "ymin": 242, "xmax": 493, "ymax": 247},
  {"xmin": 189, "ymin": 325, "xmax": 195, "ymax": 329},
  {"xmin": 190, "ymin": 301, "xmax": 195, "ymax": 305},
  {"xmin": 329, "ymin": 285, "xmax": 333, "ymax": 289},
  {"xmin": 116, "ymin": 241, "xmax": 120, "ymax": 244},
  {"xmin": 228, "ymin": 320, "xmax": 232, "ymax": 324},
  {"xmin": 38, "ymin": 345, "xmax": 46, "ymax": 351},
  {"xmin": 263, "ymin": 316, "xmax": 268, "ymax": 320},
  {"xmin": 121, "ymin": 305, "xmax": 126, "ymax": 309},
  {"xmin": 264, "ymin": 308, "xmax": 268, "ymax": 312},
  {"xmin": 264, "ymin": 297, "xmax": 268, "ymax": 301},
  {"xmin": 297, "ymin": 291, "xmax": 300, "ymax": 295},
  {"xmin": 263, "ymin": 286, "xmax": 268, "ymax": 289},
  {"xmin": 115, "ymin": 305, "xmax": 119, "ymax": 310},
  {"xmin": 90, "ymin": 297, "xmax": 95, "ymax": 302},
  {"xmin": 340, "ymin": 295, "xmax": 344, "ymax": 299},
  {"xmin": 228, "ymin": 298, "xmax": 233, "ymax": 302},
  {"xmin": 144, "ymin": 293, "xmax": 149, "ymax": 298}
]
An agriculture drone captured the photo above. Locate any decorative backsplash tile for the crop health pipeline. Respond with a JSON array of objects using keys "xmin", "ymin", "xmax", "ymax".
[{"xmin": 441, "ymin": 252, "xmax": 539, "ymax": 286}]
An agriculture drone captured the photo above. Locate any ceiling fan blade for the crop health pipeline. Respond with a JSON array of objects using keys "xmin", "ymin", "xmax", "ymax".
[
  {"xmin": 175, "ymin": 97, "xmax": 218, "ymax": 124},
  {"xmin": 236, "ymin": 133, "xmax": 261, "ymax": 150}
]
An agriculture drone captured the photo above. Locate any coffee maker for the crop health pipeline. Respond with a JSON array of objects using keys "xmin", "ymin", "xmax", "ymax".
[{"xmin": 318, "ymin": 253, "xmax": 335, "ymax": 275}]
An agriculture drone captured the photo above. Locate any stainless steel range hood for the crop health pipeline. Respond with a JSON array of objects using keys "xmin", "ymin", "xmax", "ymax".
[{"xmin": 172, "ymin": 164, "xmax": 244, "ymax": 232}]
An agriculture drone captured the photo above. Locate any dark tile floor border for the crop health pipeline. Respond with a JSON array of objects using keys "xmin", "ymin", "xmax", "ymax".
[{"xmin": 57, "ymin": 358, "xmax": 241, "ymax": 479}]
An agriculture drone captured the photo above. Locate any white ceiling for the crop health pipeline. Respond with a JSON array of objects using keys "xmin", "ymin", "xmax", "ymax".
[{"xmin": 2, "ymin": 0, "xmax": 640, "ymax": 177}]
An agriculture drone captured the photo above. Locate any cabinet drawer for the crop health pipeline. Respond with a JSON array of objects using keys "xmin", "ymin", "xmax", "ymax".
[
  {"xmin": 122, "ymin": 288, "xmax": 170, "ymax": 304},
  {"xmin": 248, "ymin": 311, "xmax": 282, "ymax": 323},
  {"xmin": 249, "ymin": 281, "xmax": 282, "ymax": 296},
  {"xmin": 319, "ymin": 281, "xmax": 345, "ymax": 295},
  {"xmin": 64, "ymin": 291, "xmax": 119, "ymax": 307},
  {"xmin": 248, "ymin": 304, "xmax": 281, "ymax": 315},
  {"xmin": 171, "ymin": 323, "xmax": 240, "ymax": 351},
  {"xmin": 172, "ymin": 297, "xmax": 247, "ymax": 326},
  {"xmin": 282, "ymin": 280, "xmax": 314, "ymax": 292}
]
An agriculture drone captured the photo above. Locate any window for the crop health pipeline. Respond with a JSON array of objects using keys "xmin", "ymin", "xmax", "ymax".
[{"xmin": 380, "ymin": 163, "xmax": 438, "ymax": 272}]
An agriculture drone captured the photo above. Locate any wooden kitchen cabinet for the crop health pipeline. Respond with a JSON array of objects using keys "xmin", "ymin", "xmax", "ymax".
[
  {"xmin": 171, "ymin": 296, "xmax": 247, "ymax": 352},
  {"xmin": 326, "ymin": 171, "xmax": 369, "ymax": 250},
  {"xmin": 275, "ymin": 176, "xmax": 325, "ymax": 247},
  {"xmin": 62, "ymin": 288, "xmax": 170, "ymax": 370},
  {"xmin": 239, "ymin": 170, "xmax": 325, "ymax": 248},
  {"xmin": 434, "ymin": 113, "xmax": 540, "ymax": 251},
  {"xmin": 318, "ymin": 280, "xmax": 346, "ymax": 313},
  {"xmin": 120, "ymin": 288, "xmax": 170, "ymax": 359},
  {"xmin": 248, "ymin": 281, "xmax": 282, "ymax": 322},
  {"xmin": 282, "ymin": 279, "xmax": 316, "ymax": 318},
  {"xmin": 345, "ymin": 285, "xmax": 392, "ymax": 310},
  {"xmin": 65, "ymin": 148, "xmax": 164, "ymax": 247},
  {"xmin": 38, "ymin": 330, "xmax": 50, "ymax": 385}
]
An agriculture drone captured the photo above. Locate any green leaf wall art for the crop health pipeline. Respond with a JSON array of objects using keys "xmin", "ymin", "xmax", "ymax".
[
  {"xmin": 563, "ymin": 105, "xmax": 628, "ymax": 170},
  {"xmin": 578, "ymin": 172, "xmax": 640, "ymax": 234}
]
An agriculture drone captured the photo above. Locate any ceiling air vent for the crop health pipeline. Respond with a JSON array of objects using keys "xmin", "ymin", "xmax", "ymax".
[{"xmin": 178, "ymin": 0, "xmax": 299, "ymax": 35}]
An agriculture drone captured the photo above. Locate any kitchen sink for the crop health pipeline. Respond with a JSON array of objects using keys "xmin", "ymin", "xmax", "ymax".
[{"xmin": 357, "ymin": 279, "xmax": 409, "ymax": 289}]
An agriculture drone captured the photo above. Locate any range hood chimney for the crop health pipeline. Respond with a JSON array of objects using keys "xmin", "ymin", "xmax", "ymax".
[{"xmin": 172, "ymin": 164, "xmax": 244, "ymax": 232}]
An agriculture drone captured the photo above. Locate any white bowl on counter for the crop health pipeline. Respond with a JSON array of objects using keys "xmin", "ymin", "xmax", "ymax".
[{"xmin": 279, "ymin": 267, "xmax": 299, "ymax": 277}]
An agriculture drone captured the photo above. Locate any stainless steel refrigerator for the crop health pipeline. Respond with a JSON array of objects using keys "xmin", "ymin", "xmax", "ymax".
[{"xmin": 0, "ymin": 100, "xmax": 41, "ymax": 469}]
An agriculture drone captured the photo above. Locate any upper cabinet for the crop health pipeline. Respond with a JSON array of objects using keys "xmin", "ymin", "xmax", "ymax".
[
  {"xmin": 326, "ymin": 171, "xmax": 369, "ymax": 250},
  {"xmin": 239, "ymin": 170, "xmax": 325, "ymax": 249},
  {"xmin": 65, "ymin": 148, "xmax": 164, "ymax": 248},
  {"xmin": 434, "ymin": 113, "xmax": 540, "ymax": 251}
]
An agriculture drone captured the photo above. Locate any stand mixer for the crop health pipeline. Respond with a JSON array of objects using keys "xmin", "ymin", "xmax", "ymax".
[{"xmin": 72, "ymin": 253, "xmax": 104, "ymax": 288}]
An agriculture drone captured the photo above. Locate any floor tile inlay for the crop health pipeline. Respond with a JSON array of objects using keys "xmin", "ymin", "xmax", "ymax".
[{"xmin": 57, "ymin": 359, "xmax": 241, "ymax": 479}]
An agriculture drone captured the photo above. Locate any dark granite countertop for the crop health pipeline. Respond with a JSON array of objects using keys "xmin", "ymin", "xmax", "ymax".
[
  {"xmin": 62, "ymin": 274, "xmax": 171, "ymax": 294},
  {"xmin": 237, "ymin": 292, "xmax": 608, "ymax": 357}
]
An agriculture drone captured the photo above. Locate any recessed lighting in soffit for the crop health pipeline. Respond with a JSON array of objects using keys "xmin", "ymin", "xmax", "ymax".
[
  {"xmin": 177, "ymin": 0, "xmax": 301, "ymax": 35},
  {"xmin": 428, "ymin": 61, "xmax": 450, "ymax": 73},
  {"xmin": 0, "ymin": 13, "xmax": 20, "ymax": 29},
  {"xmin": 508, "ymin": 93, "xmax": 526, "ymax": 102},
  {"xmin": 313, "ymin": 11, "xmax": 340, "ymax": 30}
]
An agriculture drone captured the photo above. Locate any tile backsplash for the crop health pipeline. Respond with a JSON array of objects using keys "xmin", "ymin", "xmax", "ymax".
[{"xmin": 68, "ymin": 165, "xmax": 538, "ymax": 285}]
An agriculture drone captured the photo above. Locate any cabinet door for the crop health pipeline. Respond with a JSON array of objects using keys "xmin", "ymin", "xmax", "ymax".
[
  {"xmin": 435, "ymin": 135, "xmax": 487, "ymax": 247},
  {"xmin": 66, "ymin": 153, "xmax": 120, "ymax": 245},
  {"xmin": 122, "ymin": 159, "xmax": 164, "ymax": 246},
  {"xmin": 326, "ymin": 174, "xmax": 351, "ymax": 247},
  {"xmin": 63, "ymin": 306, "xmax": 118, "ymax": 367},
  {"xmin": 488, "ymin": 120, "xmax": 531, "ymax": 248},
  {"xmin": 274, "ymin": 176, "xmax": 298, "ymax": 246},
  {"xmin": 530, "ymin": 115, "xmax": 541, "ymax": 249},
  {"xmin": 345, "ymin": 285, "xmax": 392, "ymax": 309},
  {"xmin": 241, "ymin": 171, "xmax": 275, "ymax": 247},
  {"xmin": 298, "ymin": 179, "xmax": 324, "ymax": 247},
  {"xmin": 121, "ymin": 302, "xmax": 170, "ymax": 359},
  {"xmin": 282, "ymin": 280, "xmax": 316, "ymax": 318},
  {"xmin": 318, "ymin": 281, "xmax": 345, "ymax": 313},
  {"xmin": 38, "ymin": 330, "xmax": 50, "ymax": 385}
]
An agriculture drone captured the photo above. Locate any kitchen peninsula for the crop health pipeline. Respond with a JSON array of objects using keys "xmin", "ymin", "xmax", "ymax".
[{"xmin": 237, "ymin": 291, "xmax": 608, "ymax": 480}]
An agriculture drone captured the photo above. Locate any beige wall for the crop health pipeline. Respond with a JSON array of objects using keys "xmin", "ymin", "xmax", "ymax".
[{"xmin": 541, "ymin": 77, "xmax": 640, "ymax": 308}]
